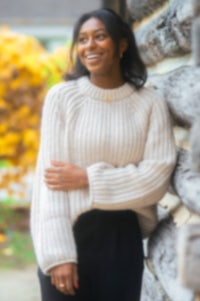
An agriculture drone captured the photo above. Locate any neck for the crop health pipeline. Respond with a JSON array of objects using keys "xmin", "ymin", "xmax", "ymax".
[{"xmin": 89, "ymin": 74, "xmax": 125, "ymax": 89}]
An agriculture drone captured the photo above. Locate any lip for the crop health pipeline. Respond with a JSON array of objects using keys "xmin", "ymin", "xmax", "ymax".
[{"xmin": 85, "ymin": 53, "xmax": 102, "ymax": 62}]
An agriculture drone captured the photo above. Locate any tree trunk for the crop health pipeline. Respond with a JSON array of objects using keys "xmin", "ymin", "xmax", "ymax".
[
  {"xmin": 101, "ymin": 0, "xmax": 119, "ymax": 12},
  {"xmin": 101, "ymin": 0, "xmax": 127, "ymax": 19}
]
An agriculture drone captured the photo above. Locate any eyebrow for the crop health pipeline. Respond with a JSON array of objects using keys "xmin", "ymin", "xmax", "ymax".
[{"xmin": 78, "ymin": 28, "xmax": 106, "ymax": 35}]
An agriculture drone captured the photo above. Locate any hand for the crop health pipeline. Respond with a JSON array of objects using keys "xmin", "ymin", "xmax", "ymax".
[
  {"xmin": 45, "ymin": 160, "xmax": 88, "ymax": 191},
  {"xmin": 50, "ymin": 263, "xmax": 79, "ymax": 295}
]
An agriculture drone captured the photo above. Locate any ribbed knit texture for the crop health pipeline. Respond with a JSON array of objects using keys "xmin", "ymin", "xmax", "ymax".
[{"xmin": 31, "ymin": 76, "xmax": 177, "ymax": 274}]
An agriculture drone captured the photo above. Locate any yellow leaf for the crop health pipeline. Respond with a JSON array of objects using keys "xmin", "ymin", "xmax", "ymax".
[
  {"xmin": 0, "ymin": 98, "xmax": 9, "ymax": 110},
  {"xmin": 0, "ymin": 233, "xmax": 6, "ymax": 243},
  {"xmin": 22, "ymin": 129, "xmax": 38, "ymax": 147},
  {"xmin": 0, "ymin": 123, "xmax": 7, "ymax": 133}
]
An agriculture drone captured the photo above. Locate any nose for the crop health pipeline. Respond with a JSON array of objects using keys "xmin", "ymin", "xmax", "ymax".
[{"xmin": 86, "ymin": 37, "xmax": 96, "ymax": 49}]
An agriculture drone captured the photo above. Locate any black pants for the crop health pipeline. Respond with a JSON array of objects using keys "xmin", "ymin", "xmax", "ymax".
[{"xmin": 38, "ymin": 209, "xmax": 144, "ymax": 301}]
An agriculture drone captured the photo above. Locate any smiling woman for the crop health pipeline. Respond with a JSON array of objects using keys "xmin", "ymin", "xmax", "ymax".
[
  {"xmin": 31, "ymin": 8, "xmax": 177, "ymax": 301},
  {"xmin": 65, "ymin": 8, "xmax": 147, "ymax": 88},
  {"xmin": 76, "ymin": 17, "xmax": 127, "ymax": 87}
]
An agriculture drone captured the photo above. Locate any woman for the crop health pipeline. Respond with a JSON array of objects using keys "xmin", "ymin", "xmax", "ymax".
[{"xmin": 31, "ymin": 8, "xmax": 177, "ymax": 301}]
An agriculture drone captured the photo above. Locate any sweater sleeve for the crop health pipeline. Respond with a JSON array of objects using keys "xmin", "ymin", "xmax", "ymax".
[
  {"xmin": 31, "ymin": 85, "xmax": 77, "ymax": 275},
  {"xmin": 87, "ymin": 95, "xmax": 177, "ymax": 211}
]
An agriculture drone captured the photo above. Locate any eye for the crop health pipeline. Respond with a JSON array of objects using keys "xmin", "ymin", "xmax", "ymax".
[
  {"xmin": 96, "ymin": 34, "xmax": 106, "ymax": 41},
  {"xmin": 78, "ymin": 36, "xmax": 88, "ymax": 44}
]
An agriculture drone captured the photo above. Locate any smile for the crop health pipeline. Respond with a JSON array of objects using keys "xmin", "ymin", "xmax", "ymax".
[{"xmin": 86, "ymin": 54, "xmax": 101, "ymax": 60}]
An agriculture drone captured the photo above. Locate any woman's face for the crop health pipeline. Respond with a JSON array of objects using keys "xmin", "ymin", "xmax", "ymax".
[{"xmin": 77, "ymin": 17, "xmax": 121, "ymax": 79}]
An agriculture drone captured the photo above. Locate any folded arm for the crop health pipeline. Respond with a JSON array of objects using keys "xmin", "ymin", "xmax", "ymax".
[
  {"xmin": 45, "ymin": 95, "xmax": 177, "ymax": 212},
  {"xmin": 86, "ymin": 96, "xmax": 177, "ymax": 210},
  {"xmin": 31, "ymin": 85, "xmax": 77, "ymax": 276}
]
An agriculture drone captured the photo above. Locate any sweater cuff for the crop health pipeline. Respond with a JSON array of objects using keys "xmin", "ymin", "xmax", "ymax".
[
  {"xmin": 86, "ymin": 162, "xmax": 113, "ymax": 205},
  {"xmin": 43, "ymin": 257, "xmax": 78, "ymax": 276},
  {"xmin": 39, "ymin": 245, "xmax": 78, "ymax": 276},
  {"xmin": 36, "ymin": 217, "xmax": 78, "ymax": 276}
]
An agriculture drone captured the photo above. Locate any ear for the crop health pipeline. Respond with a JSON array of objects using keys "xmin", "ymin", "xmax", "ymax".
[{"xmin": 119, "ymin": 38, "xmax": 128, "ymax": 57}]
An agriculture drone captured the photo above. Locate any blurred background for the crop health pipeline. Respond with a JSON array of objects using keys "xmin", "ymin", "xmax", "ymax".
[{"xmin": 0, "ymin": 0, "xmax": 102, "ymax": 50}]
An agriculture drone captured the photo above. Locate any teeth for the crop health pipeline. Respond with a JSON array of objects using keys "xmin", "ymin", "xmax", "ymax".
[{"xmin": 87, "ymin": 55, "xmax": 99, "ymax": 59}]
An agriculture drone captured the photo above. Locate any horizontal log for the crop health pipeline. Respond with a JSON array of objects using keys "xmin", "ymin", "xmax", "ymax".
[
  {"xmin": 148, "ymin": 66, "xmax": 200, "ymax": 126},
  {"xmin": 193, "ymin": 0, "xmax": 200, "ymax": 17},
  {"xmin": 127, "ymin": 0, "xmax": 167, "ymax": 21},
  {"xmin": 190, "ymin": 117, "xmax": 200, "ymax": 172},
  {"xmin": 141, "ymin": 260, "xmax": 169, "ymax": 301},
  {"xmin": 172, "ymin": 148, "xmax": 200, "ymax": 214},
  {"xmin": 148, "ymin": 66, "xmax": 200, "ymax": 172},
  {"xmin": 177, "ymin": 224, "xmax": 200, "ymax": 292},
  {"xmin": 148, "ymin": 217, "xmax": 194, "ymax": 301},
  {"xmin": 135, "ymin": 0, "xmax": 193, "ymax": 66},
  {"xmin": 192, "ymin": 17, "xmax": 200, "ymax": 66}
]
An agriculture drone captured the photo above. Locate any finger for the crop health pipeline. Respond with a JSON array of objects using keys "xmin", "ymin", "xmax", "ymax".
[
  {"xmin": 73, "ymin": 266, "xmax": 79, "ymax": 290},
  {"xmin": 44, "ymin": 172, "xmax": 62, "ymax": 184},
  {"xmin": 44, "ymin": 177, "xmax": 60, "ymax": 185},
  {"xmin": 45, "ymin": 168, "xmax": 61, "ymax": 175},
  {"xmin": 53, "ymin": 276, "xmax": 67, "ymax": 294},
  {"xmin": 52, "ymin": 275, "xmax": 62, "ymax": 291},
  {"xmin": 58, "ymin": 283, "xmax": 67, "ymax": 294},
  {"xmin": 51, "ymin": 160, "xmax": 66, "ymax": 167},
  {"xmin": 65, "ymin": 278, "xmax": 76, "ymax": 296},
  {"xmin": 45, "ymin": 184, "xmax": 62, "ymax": 191},
  {"xmin": 51, "ymin": 275, "xmax": 56, "ymax": 286}
]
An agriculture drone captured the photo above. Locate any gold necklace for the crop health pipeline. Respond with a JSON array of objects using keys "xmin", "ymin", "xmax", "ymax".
[{"xmin": 105, "ymin": 96, "xmax": 111, "ymax": 103}]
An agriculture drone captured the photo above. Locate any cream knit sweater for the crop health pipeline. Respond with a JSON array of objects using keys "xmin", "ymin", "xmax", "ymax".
[{"xmin": 31, "ymin": 76, "xmax": 177, "ymax": 274}]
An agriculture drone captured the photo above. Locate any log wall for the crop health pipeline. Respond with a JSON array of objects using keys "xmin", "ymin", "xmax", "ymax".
[{"xmin": 125, "ymin": 0, "xmax": 200, "ymax": 300}]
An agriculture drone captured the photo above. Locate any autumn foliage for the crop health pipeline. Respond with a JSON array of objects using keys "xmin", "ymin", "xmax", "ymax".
[{"xmin": 0, "ymin": 27, "xmax": 72, "ymax": 198}]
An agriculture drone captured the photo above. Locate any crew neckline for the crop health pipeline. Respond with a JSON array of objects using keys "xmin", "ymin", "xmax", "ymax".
[{"xmin": 78, "ymin": 76, "xmax": 135, "ymax": 102}]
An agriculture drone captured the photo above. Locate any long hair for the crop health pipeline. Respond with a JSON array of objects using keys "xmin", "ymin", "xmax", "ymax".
[{"xmin": 64, "ymin": 9, "xmax": 147, "ymax": 89}]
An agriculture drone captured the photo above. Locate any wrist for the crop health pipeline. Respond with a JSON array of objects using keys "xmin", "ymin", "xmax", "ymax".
[{"xmin": 80, "ymin": 169, "xmax": 89, "ymax": 188}]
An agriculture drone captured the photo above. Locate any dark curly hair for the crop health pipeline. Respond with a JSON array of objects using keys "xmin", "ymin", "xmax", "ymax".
[{"xmin": 64, "ymin": 8, "xmax": 147, "ymax": 89}]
